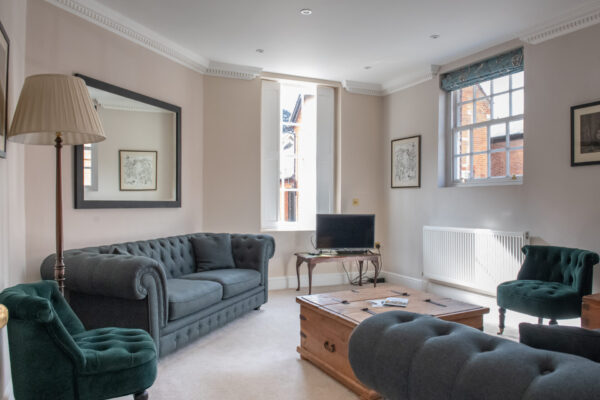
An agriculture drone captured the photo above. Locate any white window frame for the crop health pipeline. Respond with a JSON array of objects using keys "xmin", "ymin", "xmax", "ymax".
[
  {"xmin": 261, "ymin": 80, "xmax": 335, "ymax": 231},
  {"xmin": 448, "ymin": 72, "xmax": 524, "ymax": 187}
]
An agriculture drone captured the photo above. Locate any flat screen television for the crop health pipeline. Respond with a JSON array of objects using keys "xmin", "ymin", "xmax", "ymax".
[{"xmin": 316, "ymin": 214, "xmax": 375, "ymax": 251}]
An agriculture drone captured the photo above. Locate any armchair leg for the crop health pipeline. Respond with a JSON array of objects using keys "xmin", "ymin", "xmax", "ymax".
[
  {"xmin": 134, "ymin": 391, "xmax": 148, "ymax": 400},
  {"xmin": 254, "ymin": 306, "xmax": 261, "ymax": 310},
  {"xmin": 538, "ymin": 317, "xmax": 543, "ymax": 324},
  {"xmin": 549, "ymin": 319, "xmax": 558, "ymax": 325},
  {"xmin": 498, "ymin": 307, "xmax": 506, "ymax": 335}
]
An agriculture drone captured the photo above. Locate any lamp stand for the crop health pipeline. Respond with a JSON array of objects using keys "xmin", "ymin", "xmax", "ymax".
[{"xmin": 54, "ymin": 133, "xmax": 65, "ymax": 295}]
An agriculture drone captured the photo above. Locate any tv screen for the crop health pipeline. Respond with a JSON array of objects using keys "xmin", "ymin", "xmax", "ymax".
[{"xmin": 316, "ymin": 214, "xmax": 375, "ymax": 250}]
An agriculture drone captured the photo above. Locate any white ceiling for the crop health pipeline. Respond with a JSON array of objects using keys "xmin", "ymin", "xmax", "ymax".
[{"xmin": 88, "ymin": 0, "xmax": 599, "ymax": 86}]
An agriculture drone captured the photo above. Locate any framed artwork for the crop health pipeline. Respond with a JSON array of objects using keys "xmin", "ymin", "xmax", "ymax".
[
  {"xmin": 391, "ymin": 135, "xmax": 421, "ymax": 188},
  {"xmin": 572, "ymin": 100, "xmax": 600, "ymax": 166},
  {"xmin": 0, "ymin": 20, "xmax": 9, "ymax": 158},
  {"xmin": 119, "ymin": 150, "xmax": 157, "ymax": 191}
]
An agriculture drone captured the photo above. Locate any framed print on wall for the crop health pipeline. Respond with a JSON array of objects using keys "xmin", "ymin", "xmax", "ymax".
[
  {"xmin": 0, "ymin": 20, "xmax": 9, "ymax": 158},
  {"xmin": 572, "ymin": 100, "xmax": 600, "ymax": 166},
  {"xmin": 119, "ymin": 150, "xmax": 158, "ymax": 191},
  {"xmin": 391, "ymin": 135, "xmax": 421, "ymax": 188}
]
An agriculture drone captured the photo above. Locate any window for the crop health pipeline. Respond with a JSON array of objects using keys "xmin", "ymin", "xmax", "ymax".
[
  {"xmin": 261, "ymin": 81, "xmax": 334, "ymax": 230},
  {"xmin": 83, "ymin": 143, "xmax": 98, "ymax": 191},
  {"xmin": 442, "ymin": 48, "xmax": 524, "ymax": 185}
]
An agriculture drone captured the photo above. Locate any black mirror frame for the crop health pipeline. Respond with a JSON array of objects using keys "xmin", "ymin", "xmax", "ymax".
[{"xmin": 73, "ymin": 73, "xmax": 181, "ymax": 209}]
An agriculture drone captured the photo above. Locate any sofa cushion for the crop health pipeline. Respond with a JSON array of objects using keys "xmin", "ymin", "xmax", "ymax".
[
  {"xmin": 519, "ymin": 323, "xmax": 600, "ymax": 363},
  {"xmin": 182, "ymin": 269, "xmax": 261, "ymax": 299},
  {"xmin": 497, "ymin": 279, "xmax": 581, "ymax": 319},
  {"xmin": 191, "ymin": 233, "xmax": 235, "ymax": 272},
  {"xmin": 167, "ymin": 279, "xmax": 223, "ymax": 321}
]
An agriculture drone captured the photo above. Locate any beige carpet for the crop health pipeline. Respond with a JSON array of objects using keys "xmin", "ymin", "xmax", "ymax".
[{"xmin": 118, "ymin": 284, "xmax": 518, "ymax": 400}]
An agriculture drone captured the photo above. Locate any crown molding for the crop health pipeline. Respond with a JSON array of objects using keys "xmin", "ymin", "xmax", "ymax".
[
  {"xmin": 45, "ymin": 0, "xmax": 209, "ymax": 73},
  {"xmin": 342, "ymin": 80, "xmax": 384, "ymax": 96},
  {"xmin": 382, "ymin": 72, "xmax": 434, "ymax": 96},
  {"xmin": 519, "ymin": 2, "xmax": 600, "ymax": 44},
  {"xmin": 205, "ymin": 61, "xmax": 263, "ymax": 80}
]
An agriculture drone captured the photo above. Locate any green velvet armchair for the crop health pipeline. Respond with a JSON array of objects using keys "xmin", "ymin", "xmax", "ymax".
[
  {"xmin": 497, "ymin": 245, "xmax": 599, "ymax": 334},
  {"xmin": 0, "ymin": 281, "xmax": 157, "ymax": 400}
]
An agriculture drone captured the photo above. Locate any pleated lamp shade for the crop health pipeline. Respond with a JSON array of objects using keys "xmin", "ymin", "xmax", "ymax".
[{"xmin": 9, "ymin": 74, "xmax": 105, "ymax": 145}]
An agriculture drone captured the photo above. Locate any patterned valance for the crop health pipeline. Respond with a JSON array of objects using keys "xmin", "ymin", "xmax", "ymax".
[{"xmin": 441, "ymin": 47, "xmax": 524, "ymax": 92}]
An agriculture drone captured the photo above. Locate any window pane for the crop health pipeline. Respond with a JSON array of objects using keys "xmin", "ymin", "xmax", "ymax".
[
  {"xmin": 473, "ymin": 153, "xmax": 488, "ymax": 179},
  {"xmin": 492, "ymin": 93, "xmax": 510, "ymax": 119},
  {"xmin": 509, "ymin": 149, "xmax": 523, "ymax": 176},
  {"xmin": 509, "ymin": 119, "xmax": 523, "ymax": 134},
  {"xmin": 457, "ymin": 103, "xmax": 473, "ymax": 126},
  {"xmin": 475, "ymin": 99, "xmax": 491, "ymax": 123},
  {"xmin": 455, "ymin": 156, "xmax": 471, "ymax": 180},
  {"xmin": 455, "ymin": 129, "xmax": 470, "ymax": 155},
  {"xmin": 491, "ymin": 151, "xmax": 507, "ymax": 177},
  {"xmin": 490, "ymin": 123, "xmax": 507, "ymax": 150},
  {"xmin": 473, "ymin": 126, "xmax": 488, "ymax": 152},
  {"xmin": 281, "ymin": 89, "xmax": 302, "ymax": 123},
  {"xmin": 475, "ymin": 81, "xmax": 491, "ymax": 98},
  {"xmin": 512, "ymin": 71, "xmax": 524, "ymax": 89},
  {"xmin": 493, "ymin": 76, "xmax": 509, "ymax": 93},
  {"xmin": 512, "ymin": 89, "xmax": 524, "ymax": 116},
  {"xmin": 84, "ymin": 170, "xmax": 91, "ymax": 187},
  {"xmin": 460, "ymin": 87, "xmax": 474, "ymax": 102},
  {"xmin": 280, "ymin": 191, "xmax": 298, "ymax": 222},
  {"xmin": 490, "ymin": 123, "xmax": 506, "ymax": 138}
]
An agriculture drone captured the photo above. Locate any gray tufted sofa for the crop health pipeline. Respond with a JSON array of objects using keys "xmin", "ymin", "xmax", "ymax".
[
  {"xmin": 41, "ymin": 233, "xmax": 275, "ymax": 357},
  {"xmin": 349, "ymin": 311, "xmax": 600, "ymax": 400}
]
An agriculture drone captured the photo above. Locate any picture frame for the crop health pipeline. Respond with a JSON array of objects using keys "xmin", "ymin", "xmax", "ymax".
[
  {"xmin": 0, "ymin": 20, "xmax": 9, "ymax": 158},
  {"xmin": 119, "ymin": 150, "xmax": 158, "ymax": 191},
  {"xmin": 391, "ymin": 135, "xmax": 421, "ymax": 188},
  {"xmin": 571, "ymin": 100, "xmax": 600, "ymax": 166}
]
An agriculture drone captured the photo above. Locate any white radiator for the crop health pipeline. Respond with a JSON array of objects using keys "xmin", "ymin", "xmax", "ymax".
[{"xmin": 423, "ymin": 226, "xmax": 530, "ymax": 296}]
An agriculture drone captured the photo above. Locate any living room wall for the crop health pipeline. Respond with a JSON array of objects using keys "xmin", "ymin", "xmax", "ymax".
[
  {"xmin": 382, "ymin": 24, "xmax": 600, "ymax": 292},
  {"xmin": 22, "ymin": 0, "xmax": 205, "ymax": 281},
  {"xmin": 203, "ymin": 75, "xmax": 384, "ymax": 284}
]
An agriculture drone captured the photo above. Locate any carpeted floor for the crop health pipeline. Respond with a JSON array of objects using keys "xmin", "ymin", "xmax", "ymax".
[{"xmin": 120, "ymin": 284, "xmax": 519, "ymax": 400}]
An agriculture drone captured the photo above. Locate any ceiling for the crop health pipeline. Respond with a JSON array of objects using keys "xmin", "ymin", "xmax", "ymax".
[{"xmin": 86, "ymin": 0, "xmax": 599, "ymax": 88}]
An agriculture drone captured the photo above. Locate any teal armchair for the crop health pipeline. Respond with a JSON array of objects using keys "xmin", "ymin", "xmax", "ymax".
[
  {"xmin": 497, "ymin": 245, "xmax": 599, "ymax": 334},
  {"xmin": 0, "ymin": 281, "xmax": 157, "ymax": 400}
]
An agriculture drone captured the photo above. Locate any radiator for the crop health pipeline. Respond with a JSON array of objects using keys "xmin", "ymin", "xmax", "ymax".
[{"xmin": 423, "ymin": 226, "xmax": 530, "ymax": 296}]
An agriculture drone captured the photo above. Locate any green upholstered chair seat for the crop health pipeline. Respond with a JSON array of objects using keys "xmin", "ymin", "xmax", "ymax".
[
  {"xmin": 167, "ymin": 279, "xmax": 223, "ymax": 321},
  {"xmin": 74, "ymin": 327, "xmax": 156, "ymax": 373},
  {"xmin": 182, "ymin": 269, "xmax": 261, "ymax": 299},
  {"xmin": 497, "ymin": 280, "xmax": 581, "ymax": 319}
]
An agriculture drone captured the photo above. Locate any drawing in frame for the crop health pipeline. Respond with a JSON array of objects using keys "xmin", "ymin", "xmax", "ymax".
[
  {"xmin": 572, "ymin": 100, "xmax": 600, "ymax": 166},
  {"xmin": 119, "ymin": 150, "xmax": 157, "ymax": 191},
  {"xmin": 391, "ymin": 135, "xmax": 421, "ymax": 188},
  {"xmin": 0, "ymin": 19, "xmax": 9, "ymax": 158}
]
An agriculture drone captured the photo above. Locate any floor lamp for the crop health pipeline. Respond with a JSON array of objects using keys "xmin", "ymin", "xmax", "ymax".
[{"xmin": 8, "ymin": 74, "xmax": 105, "ymax": 295}]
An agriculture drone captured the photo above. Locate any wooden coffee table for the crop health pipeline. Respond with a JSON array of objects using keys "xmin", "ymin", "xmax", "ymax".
[{"xmin": 296, "ymin": 285, "xmax": 490, "ymax": 399}]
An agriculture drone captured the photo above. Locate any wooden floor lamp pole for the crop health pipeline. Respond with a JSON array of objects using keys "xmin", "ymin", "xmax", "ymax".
[{"xmin": 54, "ymin": 133, "xmax": 65, "ymax": 295}]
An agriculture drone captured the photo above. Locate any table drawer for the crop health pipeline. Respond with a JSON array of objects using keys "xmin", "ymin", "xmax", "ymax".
[{"xmin": 299, "ymin": 305, "xmax": 354, "ymax": 376}]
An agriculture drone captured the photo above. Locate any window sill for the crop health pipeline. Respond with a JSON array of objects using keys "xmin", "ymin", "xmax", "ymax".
[
  {"xmin": 450, "ymin": 177, "xmax": 523, "ymax": 188},
  {"xmin": 261, "ymin": 225, "xmax": 316, "ymax": 233}
]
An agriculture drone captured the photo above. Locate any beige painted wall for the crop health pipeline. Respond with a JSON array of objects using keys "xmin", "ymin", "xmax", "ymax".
[
  {"xmin": 203, "ymin": 75, "xmax": 384, "ymax": 281},
  {"xmin": 382, "ymin": 24, "xmax": 600, "ymax": 291},
  {"xmin": 0, "ymin": 0, "xmax": 28, "ymax": 396},
  {"xmin": 23, "ymin": 0, "xmax": 204, "ymax": 281}
]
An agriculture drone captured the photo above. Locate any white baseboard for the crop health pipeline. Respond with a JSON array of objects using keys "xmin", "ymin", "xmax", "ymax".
[
  {"xmin": 382, "ymin": 271, "xmax": 427, "ymax": 290},
  {"xmin": 268, "ymin": 271, "xmax": 359, "ymax": 291}
]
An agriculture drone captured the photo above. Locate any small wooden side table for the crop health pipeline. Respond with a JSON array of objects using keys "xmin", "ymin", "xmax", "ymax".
[
  {"xmin": 294, "ymin": 252, "xmax": 381, "ymax": 295},
  {"xmin": 581, "ymin": 293, "xmax": 600, "ymax": 329}
]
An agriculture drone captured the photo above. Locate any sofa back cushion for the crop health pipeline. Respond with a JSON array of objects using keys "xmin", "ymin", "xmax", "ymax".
[
  {"xmin": 100, "ymin": 235, "xmax": 197, "ymax": 278},
  {"xmin": 190, "ymin": 233, "xmax": 235, "ymax": 271}
]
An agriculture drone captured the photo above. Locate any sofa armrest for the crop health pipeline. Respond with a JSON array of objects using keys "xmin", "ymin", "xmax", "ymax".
[
  {"xmin": 230, "ymin": 234, "xmax": 275, "ymax": 284},
  {"xmin": 40, "ymin": 251, "xmax": 169, "ymax": 329},
  {"xmin": 519, "ymin": 323, "xmax": 600, "ymax": 363}
]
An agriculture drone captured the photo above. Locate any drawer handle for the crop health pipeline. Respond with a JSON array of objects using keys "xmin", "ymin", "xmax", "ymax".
[{"xmin": 323, "ymin": 341, "xmax": 336, "ymax": 353}]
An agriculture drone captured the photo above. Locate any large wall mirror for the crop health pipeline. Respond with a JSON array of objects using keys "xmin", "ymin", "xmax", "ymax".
[{"xmin": 74, "ymin": 74, "xmax": 181, "ymax": 208}]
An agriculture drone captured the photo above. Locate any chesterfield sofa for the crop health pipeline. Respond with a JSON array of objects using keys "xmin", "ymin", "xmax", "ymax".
[
  {"xmin": 41, "ymin": 233, "xmax": 275, "ymax": 357},
  {"xmin": 349, "ymin": 311, "xmax": 600, "ymax": 400}
]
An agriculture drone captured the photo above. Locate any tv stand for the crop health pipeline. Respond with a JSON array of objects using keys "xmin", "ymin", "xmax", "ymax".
[{"xmin": 294, "ymin": 252, "xmax": 381, "ymax": 295}]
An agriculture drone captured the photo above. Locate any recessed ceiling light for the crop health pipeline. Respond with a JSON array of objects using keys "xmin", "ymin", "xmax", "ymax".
[
  {"xmin": 430, "ymin": 34, "xmax": 440, "ymax": 39},
  {"xmin": 300, "ymin": 8, "xmax": 312, "ymax": 15},
  {"xmin": 364, "ymin": 66, "xmax": 372, "ymax": 70},
  {"xmin": 256, "ymin": 49, "xmax": 264, "ymax": 54}
]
